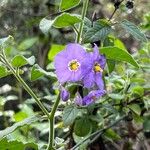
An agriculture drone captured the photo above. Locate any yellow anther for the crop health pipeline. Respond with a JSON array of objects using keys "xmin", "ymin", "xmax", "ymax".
[
  {"xmin": 94, "ymin": 63, "xmax": 103, "ymax": 73},
  {"xmin": 68, "ymin": 60, "xmax": 80, "ymax": 71}
]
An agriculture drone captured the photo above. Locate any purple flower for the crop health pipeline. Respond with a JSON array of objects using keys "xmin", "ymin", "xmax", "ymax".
[
  {"xmin": 83, "ymin": 90, "xmax": 106, "ymax": 105},
  {"xmin": 82, "ymin": 44, "xmax": 106, "ymax": 90},
  {"xmin": 60, "ymin": 87, "xmax": 70, "ymax": 102},
  {"xmin": 54, "ymin": 43, "xmax": 86, "ymax": 83},
  {"xmin": 75, "ymin": 93, "xmax": 83, "ymax": 106}
]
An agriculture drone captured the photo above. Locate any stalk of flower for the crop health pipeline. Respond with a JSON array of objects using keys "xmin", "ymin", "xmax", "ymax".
[
  {"xmin": 54, "ymin": 43, "xmax": 87, "ymax": 83},
  {"xmin": 82, "ymin": 44, "xmax": 106, "ymax": 90}
]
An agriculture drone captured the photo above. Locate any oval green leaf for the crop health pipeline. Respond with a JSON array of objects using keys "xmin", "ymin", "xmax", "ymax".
[{"xmin": 100, "ymin": 46, "xmax": 139, "ymax": 68}]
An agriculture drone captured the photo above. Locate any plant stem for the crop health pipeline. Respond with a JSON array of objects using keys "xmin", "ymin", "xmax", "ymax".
[
  {"xmin": 47, "ymin": 94, "xmax": 60, "ymax": 150},
  {"xmin": 1, "ymin": 56, "xmax": 50, "ymax": 118},
  {"xmin": 76, "ymin": 0, "xmax": 89, "ymax": 43},
  {"xmin": 71, "ymin": 115, "xmax": 126, "ymax": 150}
]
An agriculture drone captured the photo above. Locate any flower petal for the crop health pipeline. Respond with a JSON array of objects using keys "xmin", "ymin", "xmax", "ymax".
[
  {"xmin": 95, "ymin": 73, "xmax": 104, "ymax": 90},
  {"xmin": 56, "ymin": 69, "xmax": 72, "ymax": 83},
  {"xmin": 83, "ymin": 72, "xmax": 95, "ymax": 88}
]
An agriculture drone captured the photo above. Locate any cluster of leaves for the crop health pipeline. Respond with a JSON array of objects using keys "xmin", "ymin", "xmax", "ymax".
[{"xmin": 0, "ymin": 0, "xmax": 150, "ymax": 149}]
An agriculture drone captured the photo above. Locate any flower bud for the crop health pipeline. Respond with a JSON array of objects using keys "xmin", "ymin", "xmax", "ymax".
[
  {"xmin": 60, "ymin": 87, "xmax": 70, "ymax": 102},
  {"xmin": 75, "ymin": 93, "xmax": 83, "ymax": 106}
]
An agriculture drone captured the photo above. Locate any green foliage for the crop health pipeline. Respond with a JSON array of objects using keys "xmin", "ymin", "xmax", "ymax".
[
  {"xmin": 84, "ymin": 19, "xmax": 112, "ymax": 43},
  {"xmin": 0, "ymin": 35, "xmax": 13, "ymax": 48},
  {"xmin": 74, "ymin": 117, "xmax": 92, "ymax": 137},
  {"xmin": 100, "ymin": 46, "xmax": 139, "ymax": 68},
  {"xmin": 60, "ymin": 0, "xmax": 81, "ymax": 11},
  {"xmin": 121, "ymin": 20, "xmax": 147, "ymax": 42},
  {"xmin": 39, "ymin": 18, "xmax": 54, "ymax": 34},
  {"xmin": 128, "ymin": 104, "xmax": 141, "ymax": 116},
  {"xmin": 53, "ymin": 13, "xmax": 82, "ymax": 28},
  {"xmin": 62, "ymin": 105, "xmax": 79, "ymax": 126},
  {"xmin": 0, "ymin": 1, "xmax": 150, "ymax": 149},
  {"xmin": 0, "ymin": 138, "xmax": 38, "ymax": 150},
  {"xmin": 143, "ymin": 116, "xmax": 150, "ymax": 132},
  {"xmin": 30, "ymin": 64, "xmax": 54, "ymax": 81},
  {"xmin": 18, "ymin": 37, "xmax": 38, "ymax": 51},
  {"xmin": 0, "ymin": 116, "xmax": 39, "ymax": 139},
  {"xmin": 104, "ymin": 129, "xmax": 121, "ymax": 141},
  {"xmin": 11, "ymin": 55, "xmax": 35, "ymax": 67},
  {"xmin": 48, "ymin": 44, "xmax": 65, "ymax": 61},
  {"xmin": 40, "ymin": 13, "xmax": 82, "ymax": 34},
  {"xmin": 0, "ymin": 66, "xmax": 8, "ymax": 78}
]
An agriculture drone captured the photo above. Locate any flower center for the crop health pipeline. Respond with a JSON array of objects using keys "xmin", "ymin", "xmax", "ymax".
[
  {"xmin": 68, "ymin": 60, "xmax": 80, "ymax": 71},
  {"xmin": 93, "ymin": 62, "xmax": 103, "ymax": 73}
]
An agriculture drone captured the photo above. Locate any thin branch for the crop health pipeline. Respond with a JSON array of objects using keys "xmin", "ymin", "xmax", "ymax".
[
  {"xmin": 71, "ymin": 115, "xmax": 126, "ymax": 150},
  {"xmin": 108, "ymin": 0, "xmax": 125, "ymax": 21}
]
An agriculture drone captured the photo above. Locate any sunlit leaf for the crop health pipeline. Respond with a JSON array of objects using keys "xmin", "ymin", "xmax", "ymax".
[
  {"xmin": 0, "ymin": 66, "xmax": 8, "ymax": 78},
  {"xmin": 104, "ymin": 129, "xmax": 121, "ymax": 141},
  {"xmin": 53, "ymin": 13, "xmax": 82, "ymax": 28},
  {"xmin": 100, "ymin": 46, "xmax": 139, "ymax": 68},
  {"xmin": 30, "ymin": 64, "xmax": 55, "ymax": 81},
  {"xmin": 48, "ymin": 44, "xmax": 65, "ymax": 61},
  {"xmin": 0, "ymin": 35, "xmax": 13, "ymax": 48},
  {"xmin": 60, "ymin": 0, "xmax": 81, "ymax": 11},
  {"xmin": 39, "ymin": 18, "xmax": 54, "ymax": 34},
  {"xmin": 128, "ymin": 104, "xmax": 141, "ymax": 116},
  {"xmin": 11, "ymin": 55, "xmax": 35, "ymax": 67}
]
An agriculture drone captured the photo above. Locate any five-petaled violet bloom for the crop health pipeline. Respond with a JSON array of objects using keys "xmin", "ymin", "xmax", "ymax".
[
  {"xmin": 82, "ymin": 44, "xmax": 106, "ymax": 90},
  {"xmin": 54, "ymin": 43, "xmax": 106, "ymax": 106},
  {"xmin": 54, "ymin": 43, "xmax": 86, "ymax": 83}
]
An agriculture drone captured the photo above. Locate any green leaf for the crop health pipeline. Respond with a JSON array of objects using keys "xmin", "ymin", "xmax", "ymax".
[
  {"xmin": 121, "ymin": 20, "xmax": 147, "ymax": 42},
  {"xmin": 0, "ymin": 35, "xmax": 13, "ymax": 48},
  {"xmin": 128, "ymin": 104, "xmax": 141, "ymax": 116},
  {"xmin": 84, "ymin": 19, "xmax": 112, "ymax": 43},
  {"xmin": 48, "ymin": 44, "xmax": 65, "ymax": 61},
  {"xmin": 60, "ymin": 0, "xmax": 81, "ymax": 11},
  {"xmin": 11, "ymin": 55, "xmax": 35, "ymax": 67},
  {"xmin": 107, "ymin": 59, "xmax": 115, "ymax": 73},
  {"xmin": 18, "ymin": 37, "xmax": 38, "ymax": 51},
  {"xmin": 104, "ymin": 129, "xmax": 121, "ymax": 141},
  {"xmin": 39, "ymin": 13, "xmax": 81, "ymax": 32},
  {"xmin": 39, "ymin": 18, "xmax": 54, "ymax": 34},
  {"xmin": 108, "ymin": 93, "xmax": 125, "ymax": 100},
  {"xmin": 30, "ymin": 64, "xmax": 45, "ymax": 81},
  {"xmin": 100, "ymin": 46, "xmax": 139, "ymax": 68},
  {"xmin": 0, "ymin": 115, "xmax": 39, "ymax": 139},
  {"xmin": 74, "ymin": 117, "xmax": 92, "ymax": 137},
  {"xmin": 143, "ymin": 117, "xmax": 150, "ymax": 132},
  {"xmin": 63, "ymin": 105, "xmax": 79, "ymax": 126},
  {"xmin": 131, "ymin": 86, "xmax": 144, "ymax": 96},
  {"xmin": 30, "ymin": 64, "xmax": 54, "ymax": 81},
  {"xmin": 0, "ymin": 66, "xmax": 8, "ymax": 78},
  {"xmin": 0, "ymin": 138, "xmax": 38, "ymax": 150},
  {"xmin": 53, "ymin": 13, "xmax": 82, "ymax": 28}
]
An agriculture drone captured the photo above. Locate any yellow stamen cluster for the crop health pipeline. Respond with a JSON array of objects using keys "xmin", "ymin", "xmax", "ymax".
[
  {"xmin": 93, "ymin": 63, "xmax": 103, "ymax": 73},
  {"xmin": 68, "ymin": 60, "xmax": 80, "ymax": 71}
]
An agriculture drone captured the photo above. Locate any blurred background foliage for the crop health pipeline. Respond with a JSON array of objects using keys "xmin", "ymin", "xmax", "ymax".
[{"xmin": 0, "ymin": 0, "xmax": 150, "ymax": 149}]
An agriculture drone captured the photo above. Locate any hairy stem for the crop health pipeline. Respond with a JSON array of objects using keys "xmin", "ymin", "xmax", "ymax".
[
  {"xmin": 47, "ymin": 94, "xmax": 60, "ymax": 150},
  {"xmin": 1, "ymin": 55, "xmax": 50, "ymax": 118},
  {"xmin": 76, "ymin": 0, "xmax": 89, "ymax": 43}
]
